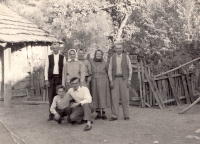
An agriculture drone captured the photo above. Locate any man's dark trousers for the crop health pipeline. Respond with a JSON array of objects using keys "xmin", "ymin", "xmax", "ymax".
[{"xmin": 48, "ymin": 74, "xmax": 62, "ymax": 119}]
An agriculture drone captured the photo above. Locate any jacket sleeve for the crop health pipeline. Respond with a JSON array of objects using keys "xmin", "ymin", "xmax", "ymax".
[{"xmin": 62, "ymin": 63, "xmax": 67, "ymax": 86}]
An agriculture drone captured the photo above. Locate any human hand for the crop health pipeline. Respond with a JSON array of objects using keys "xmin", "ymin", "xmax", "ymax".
[
  {"xmin": 110, "ymin": 81, "xmax": 114, "ymax": 89},
  {"xmin": 127, "ymin": 80, "xmax": 131, "ymax": 88},
  {"xmin": 45, "ymin": 80, "xmax": 50, "ymax": 87},
  {"xmin": 71, "ymin": 102, "xmax": 80, "ymax": 108},
  {"xmin": 54, "ymin": 113, "xmax": 60, "ymax": 121}
]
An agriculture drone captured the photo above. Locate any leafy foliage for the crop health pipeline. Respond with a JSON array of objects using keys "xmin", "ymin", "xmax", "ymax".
[{"xmin": 1, "ymin": 0, "xmax": 200, "ymax": 74}]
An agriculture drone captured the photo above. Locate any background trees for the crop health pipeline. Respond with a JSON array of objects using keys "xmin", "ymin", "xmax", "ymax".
[{"xmin": 1, "ymin": 0, "xmax": 200, "ymax": 74}]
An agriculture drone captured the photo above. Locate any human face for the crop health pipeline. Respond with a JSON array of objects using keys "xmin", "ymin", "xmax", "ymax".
[
  {"xmin": 56, "ymin": 88, "xmax": 65, "ymax": 97},
  {"xmin": 51, "ymin": 43, "xmax": 60, "ymax": 55},
  {"xmin": 69, "ymin": 50, "xmax": 76, "ymax": 61},
  {"xmin": 96, "ymin": 51, "xmax": 102, "ymax": 59},
  {"xmin": 71, "ymin": 79, "xmax": 79, "ymax": 90},
  {"xmin": 78, "ymin": 50, "xmax": 84, "ymax": 59},
  {"xmin": 115, "ymin": 44, "xmax": 123, "ymax": 55}
]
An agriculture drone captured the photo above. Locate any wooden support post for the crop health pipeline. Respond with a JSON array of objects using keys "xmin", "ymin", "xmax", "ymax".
[
  {"xmin": 179, "ymin": 95, "xmax": 200, "ymax": 114},
  {"xmin": 154, "ymin": 57, "xmax": 200, "ymax": 78},
  {"xmin": 27, "ymin": 44, "xmax": 34, "ymax": 97},
  {"xmin": 0, "ymin": 55, "xmax": 2, "ymax": 100},
  {"xmin": 141, "ymin": 61, "xmax": 146, "ymax": 107},
  {"xmin": 167, "ymin": 73, "xmax": 181, "ymax": 106},
  {"xmin": 139, "ymin": 61, "xmax": 145, "ymax": 107},
  {"xmin": 185, "ymin": 75, "xmax": 195, "ymax": 102},
  {"xmin": 181, "ymin": 75, "xmax": 191, "ymax": 104},
  {"xmin": 145, "ymin": 71, "xmax": 164, "ymax": 109},
  {"xmin": 4, "ymin": 47, "xmax": 12, "ymax": 107},
  {"xmin": 152, "ymin": 79, "xmax": 166, "ymax": 109}
]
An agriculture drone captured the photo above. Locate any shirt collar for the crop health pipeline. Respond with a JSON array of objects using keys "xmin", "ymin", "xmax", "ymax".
[
  {"xmin": 73, "ymin": 86, "xmax": 80, "ymax": 92},
  {"xmin": 58, "ymin": 95, "xmax": 64, "ymax": 98},
  {"xmin": 116, "ymin": 53, "xmax": 122, "ymax": 57},
  {"xmin": 54, "ymin": 54, "xmax": 59, "ymax": 57},
  {"xmin": 68, "ymin": 58, "xmax": 78, "ymax": 62}
]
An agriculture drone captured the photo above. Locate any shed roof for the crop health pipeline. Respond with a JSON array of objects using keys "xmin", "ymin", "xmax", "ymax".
[{"xmin": 0, "ymin": 4, "xmax": 62, "ymax": 43}]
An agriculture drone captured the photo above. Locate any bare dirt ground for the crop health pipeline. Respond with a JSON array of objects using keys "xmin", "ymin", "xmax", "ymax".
[{"xmin": 0, "ymin": 99, "xmax": 200, "ymax": 144}]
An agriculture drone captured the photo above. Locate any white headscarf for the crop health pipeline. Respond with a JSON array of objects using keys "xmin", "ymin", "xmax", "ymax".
[{"xmin": 68, "ymin": 49, "xmax": 78, "ymax": 61}]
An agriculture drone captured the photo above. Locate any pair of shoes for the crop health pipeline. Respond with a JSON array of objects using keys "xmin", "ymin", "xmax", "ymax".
[
  {"xmin": 57, "ymin": 118, "xmax": 62, "ymax": 124},
  {"xmin": 67, "ymin": 116, "xmax": 71, "ymax": 123},
  {"xmin": 124, "ymin": 117, "xmax": 130, "ymax": 120},
  {"xmin": 109, "ymin": 117, "xmax": 117, "ymax": 121},
  {"xmin": 47, "ymin": 117, "xmax": 53, "ymax": 121},
  {"xmin": 102, "ymin": 111, "xmax": 107, "ymax": 120},
  {"xmin": 102, "ymin": 116, "xmax": 107, "ymax": 120},
  {"xmin": 70, "ymin": 121, "xmax": 77, "ymax": 124},
  {"xmin": 95, "ymin": 115, "xmax": 101, "ymax": 120},
  {"xmin": 78, "ymin": 119, "xmax": 86, "ymax": 125},
  {"xmin": 84, "ymin": 125, "xmax": 92, "ymax": 131}
]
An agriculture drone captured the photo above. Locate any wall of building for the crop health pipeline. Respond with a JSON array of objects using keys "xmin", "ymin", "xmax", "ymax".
[{"xmin": 2, "ymin": 42, "xmax": 50, "ymax": 97}]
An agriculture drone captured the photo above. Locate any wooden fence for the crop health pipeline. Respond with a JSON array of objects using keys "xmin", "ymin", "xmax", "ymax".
[{"xmin": 132, "ymin": 58, "xmax": 200, "ymax": 109}]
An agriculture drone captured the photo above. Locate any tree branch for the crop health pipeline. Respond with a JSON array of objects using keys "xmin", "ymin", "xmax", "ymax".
[{"xmin": 115, "ymin": 13, "xmax": 130, "ymax": 41}]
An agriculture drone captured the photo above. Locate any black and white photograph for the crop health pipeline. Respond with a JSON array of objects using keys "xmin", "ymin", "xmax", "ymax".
[{"xmin": 0, "ymin": 0, "xmax": 200, "ymax": 144}]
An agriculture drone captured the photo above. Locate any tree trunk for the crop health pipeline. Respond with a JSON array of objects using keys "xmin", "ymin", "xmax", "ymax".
[{"xmin": 115, "ymin": 13, "xmax": 130, "ymax": 41}]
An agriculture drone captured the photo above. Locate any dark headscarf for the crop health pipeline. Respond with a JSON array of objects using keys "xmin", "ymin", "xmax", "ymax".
[{"xmin": 93, "ymin": 49, "xmax": 104, "ymax": 62}]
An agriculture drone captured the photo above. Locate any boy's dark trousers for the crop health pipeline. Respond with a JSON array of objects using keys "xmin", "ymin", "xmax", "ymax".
[{"xmin": 53, "ymin": 107, "xmax": 72, "ymax": 124}]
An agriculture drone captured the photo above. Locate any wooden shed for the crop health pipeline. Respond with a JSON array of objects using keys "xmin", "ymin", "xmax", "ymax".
[{"xmin": 0, "ymin": 4, "xmax": 62, "ymax": 107}]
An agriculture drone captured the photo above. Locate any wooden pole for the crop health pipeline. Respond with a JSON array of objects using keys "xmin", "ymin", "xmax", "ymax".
[
  {"xmin": 138, "ymin": 61, "xmax": 144, "ymax": 107},
  {"xmin": 27, "ymin": 43, "xmax": 34, "ymax": 97},
  {"xmin": 144, "ymin": 71, "xmax": 164, "ymax": 109},
  {"xmin": 179, "ymin": 95, "xmax": 200, "ymax": 114},
  {"xmin": 181, "ymin": 75, "xmax": 191, "ymax": 104},
  {"xmin": 4, "ymin": 47, "xmax": 12, "ymax": 107},
  {"xmin": 154, "ymin": 57, "xmax": 200, "ymax": 78},
  {"xmin": 0, "ymin": 54, "xmax": 2, "ymax": 100},
  {"xmin": 167, "ymin": 73, "xmax": 181, "ymax": 106}
]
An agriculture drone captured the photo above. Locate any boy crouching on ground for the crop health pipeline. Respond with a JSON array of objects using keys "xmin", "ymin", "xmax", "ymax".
[{"xmin": 50, "ymin": 85, "xmax": 72, "ymax": 124}]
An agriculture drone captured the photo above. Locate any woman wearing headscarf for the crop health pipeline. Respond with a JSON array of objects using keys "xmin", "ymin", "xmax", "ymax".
[
  {"xmin": 90, "ymin": 49, "xmax": 111, "ymax": 120},
  {"xmin": 62, "ymin": 49, "xmax": 85, "ymax": 90}
]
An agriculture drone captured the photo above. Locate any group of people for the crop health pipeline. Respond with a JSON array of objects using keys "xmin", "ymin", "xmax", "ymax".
[{"xmin": 44, "ymin": 42, "xmax": 133, "ymax": 131}]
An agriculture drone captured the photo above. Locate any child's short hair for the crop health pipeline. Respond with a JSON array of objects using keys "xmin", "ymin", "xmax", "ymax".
[{"xmin": 56, "ymin": 85, "xmax": 65, "ymax": 91}]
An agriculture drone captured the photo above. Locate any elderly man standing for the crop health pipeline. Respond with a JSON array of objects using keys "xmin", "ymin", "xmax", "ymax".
[
  {"xmin": 45, "ymin": 43, "xmax": 66, "ymax": 121},
  {"xmin": 108, "ymin": 42, "xmax": 132, "ymax": 121}
]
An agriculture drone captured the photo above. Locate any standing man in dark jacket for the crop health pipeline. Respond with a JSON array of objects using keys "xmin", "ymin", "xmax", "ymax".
[
  {"xmin": 108, "ymin": 41, "xmax": 132, "ymax": 121},
  {"xmin": 45, "ymin": 43, "xmax": 66, "ymax": 121}
]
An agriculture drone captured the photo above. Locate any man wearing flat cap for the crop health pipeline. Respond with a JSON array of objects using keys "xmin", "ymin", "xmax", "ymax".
[
  {"xmin": 108, "ymin": 41, "xmax": 132, "ymax": 121},
  {"xmin": 45, "ymin": 43, "xmax": 66, "ymax": 121}
]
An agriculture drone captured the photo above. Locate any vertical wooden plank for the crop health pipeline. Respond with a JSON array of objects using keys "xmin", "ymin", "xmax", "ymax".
[
  {"xmin": 0, "ymin": 51, "xmax": 3, "ymax": 100},
  {"xmin": 152, "ymin": 79, "xmax": 166, "ymax": 109},
  {"xmin": 167, "ymin": 73, "xmax": 181, "ymax": 106},
  {"xmin": 140, "ymin": 61, "xmax": 145, "ymax": 107},
  {"xmin": 4, "ymin": 47, "xmax": 12, "ymax": 107},
  {"xmin": 186, "ymin": 74, "xmax": 195, "ymax": 102},
  {"xmin": 149, "ymin": 83, "xmax": 153, "ymax": 106},
  {"xmin": 144, "ymin": 71, "xmax": 164, "ymax": 109},
  {"xmin": 162, "ymin": 80, "xmax": 167, "ymax": 101},
  {"xmin": 181, "ymin": 75, "xmax": 191, "ymax": 104},
  {"xmin": 27, "ymin": 43, "xmax": 34, "ymax": 97}
]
